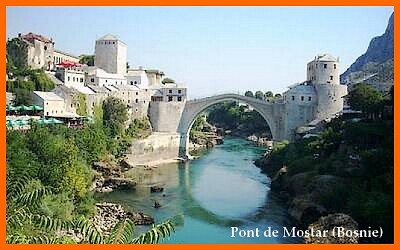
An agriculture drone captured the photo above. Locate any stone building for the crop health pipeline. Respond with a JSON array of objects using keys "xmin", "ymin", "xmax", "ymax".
[
  {"xmin": 283, "ymin": 54, "xmax": 347, "ymax": 137},
  {"xmin": 10, "ymin": 32, "xmax": 79, "ymax": 71},
  {"xmin": 94, "ymin": 34, "xmax": 127, "ymax": 76},
  {"xmin": 31, "ymin": 91, "xmax": 66, "ymax": 116}
]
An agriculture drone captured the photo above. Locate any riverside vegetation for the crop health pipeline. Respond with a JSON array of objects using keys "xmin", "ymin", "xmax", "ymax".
[
  {"xmin": 254, "ymin": 84, "xmax": 394, "ymax": 243},
  {"xmin": 6, "ymin": 96, "xmax": 174, "ymax": 244}
]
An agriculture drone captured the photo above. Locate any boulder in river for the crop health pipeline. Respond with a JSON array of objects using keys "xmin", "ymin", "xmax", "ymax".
[
  {"xmin": 304, "ymin": 213, "xmax": 359, "ymax": 244},
  {"xmin": 150, "ymin": 186, "xmax": 164, "ymax": 193}
]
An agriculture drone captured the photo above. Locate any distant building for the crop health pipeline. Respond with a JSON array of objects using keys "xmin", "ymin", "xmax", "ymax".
[
  {"xmin": 31, "ymin": 91, "xmax": 66, "ymax": 116},
  {"xmin": 284, "ymin": 53, "xmax": 347, "ymax": 132},
  {"xmin": 85, "ymin": 67, "xmax": 127, "ymax": 87},
  {"xmin": 12, "ymin": 32, "xmax": 79, "ymax": 71},
  {"xmin": 94, "ymin": 34, "xmax": 127, "ymax": 76}
]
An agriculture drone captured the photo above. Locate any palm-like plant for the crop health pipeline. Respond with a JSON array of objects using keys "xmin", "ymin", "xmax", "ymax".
[{"xmin": 6, "ymin": 176, "xmax": 175, "ymax": 244}]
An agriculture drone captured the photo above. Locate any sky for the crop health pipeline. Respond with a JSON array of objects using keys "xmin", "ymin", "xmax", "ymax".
[{"xmin": 6, "ymin": 6, "xmax": 394, "ymax": 98}]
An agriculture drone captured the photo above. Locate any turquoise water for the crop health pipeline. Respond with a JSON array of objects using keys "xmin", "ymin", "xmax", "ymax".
[{"xmin": 96, "ymin": 137, "xmax": 299, "ymax": 243}]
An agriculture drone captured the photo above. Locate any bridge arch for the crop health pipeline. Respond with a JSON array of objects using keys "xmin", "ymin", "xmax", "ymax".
[{"xmin": 177, "ymin": 94, "xmax": 283, "ymax": 157}]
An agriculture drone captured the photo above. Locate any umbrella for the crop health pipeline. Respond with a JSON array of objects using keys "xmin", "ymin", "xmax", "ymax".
[
  {"xmin": 30, "ymin": 105, "xmax": 43, "ymax": 111},
  {"xmin": 35, "ymin": 118, "xmax": 51, "ymax": 125},
  {"xmin": 48, "ymin": 118, "xmax": 64, "ymax": 124},
  {"xmin": 15, "ymin": 105, "xmax": 33, "ymax": 111},
  {"xmin": 6, "ymin": 105, "xmax": 17, "ymax": 112},
  {"xmin": 13, "ymin": 119, "xmax": 29, "ymax": 126}
]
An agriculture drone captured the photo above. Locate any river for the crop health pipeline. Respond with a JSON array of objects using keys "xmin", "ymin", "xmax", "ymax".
[{"xmin": 95, "ymin": 137, "xmax": 299, "ymax": 243}]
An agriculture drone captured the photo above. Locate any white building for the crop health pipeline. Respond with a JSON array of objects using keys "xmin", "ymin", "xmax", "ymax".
[
  {"xmin": 86, "ymin": 67, "xmax": 127, "ymax": 87},
  {"xmin": 55, "ymin": 67, "xmax": 86, "ymax": 88},
  {"xmin": 94, "ymin": 34, "xmax": 127, "ymax": 76},
  {"xmin": 31, "ymin": 91, "xmax": 66, "ymax": 117},
  {"xmin": 284, "ymin": 53, "xmax": 347, "ymax": 121},
  {"xmin": 126, "ymin": 67, "xmax": 149, "ymax": 88}
]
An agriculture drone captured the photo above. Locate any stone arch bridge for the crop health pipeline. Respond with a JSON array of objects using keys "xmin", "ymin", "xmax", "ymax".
[
  {"xmin": 176, "ymin": 94, "xmax": 290, "ymax": 157},
  {"xmin": 145, "ymin": 92, "xmax": 319, "ymax": 163}
]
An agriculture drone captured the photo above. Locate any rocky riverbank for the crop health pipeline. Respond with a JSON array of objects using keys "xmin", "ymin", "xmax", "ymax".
[
  {"xmin": 189, "ymin": 120, "xmax": 224, "ymax": 151},
  {"xmin": 90, "ymin": 161, "xmax": 136, "ymax": 193},
  {"xmin": 92, "ymin": 202, "xmax": 154, "ymax": 234},
  {"xmin": 254, "ymin": 153, "xmax": 360, "ymax": 243}
]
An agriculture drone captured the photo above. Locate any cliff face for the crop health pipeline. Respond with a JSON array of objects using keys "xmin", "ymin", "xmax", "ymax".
[{"xmin": 341, "ymin": 12, "xmax": 394, "ymax": 85}]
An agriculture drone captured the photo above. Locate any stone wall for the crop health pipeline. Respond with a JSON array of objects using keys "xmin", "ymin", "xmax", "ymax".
[
  {"xmin": 124, "ymin": 132, "xmax": 182, "ymax": 166},
  {"xmin": 149, "ymin": 101, "xmax": 186, "ymax": 132}
]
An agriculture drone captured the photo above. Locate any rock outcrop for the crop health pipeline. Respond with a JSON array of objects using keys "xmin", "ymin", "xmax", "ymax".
[
  {"xmin": 341, "ymin": 12, "xmax": 393, "ymax": 82},
  {"xmin": 304, "ymin": 213, "xmax": 359, "ymax": 244},
  {"xmin": 92, "ymin": 202, "xmax": 154, "ymax": 235},
  {"xmin": 90, "ymin": 161, "xmax": 136, "ymax": 193}
]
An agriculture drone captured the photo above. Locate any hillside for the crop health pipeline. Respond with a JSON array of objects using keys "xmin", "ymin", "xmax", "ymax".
[{"xmin": 341, "ymin": 12, "xmax": 393, "ymax": 84}]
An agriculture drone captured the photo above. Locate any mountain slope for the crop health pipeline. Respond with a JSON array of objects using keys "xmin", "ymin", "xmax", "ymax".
[{"xmin": 341, "ymin": 12, "xmax": 394, "ymax": 84}]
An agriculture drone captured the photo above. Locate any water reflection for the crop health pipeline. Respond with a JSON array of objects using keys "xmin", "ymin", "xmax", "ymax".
[{"xmin": 96, "ymin": 137, "xmax": 299, "ymax": 243}]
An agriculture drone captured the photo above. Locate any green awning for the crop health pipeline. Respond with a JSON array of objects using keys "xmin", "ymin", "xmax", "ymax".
[
  {"xmin": 6, "ymin": 105, "xmax": 17, "ymax": 112},
  {"xmin": 48, "ymin": 118, "xmax": 64, "ymax": 124},
  {"xmin": 15, "ymin": 105, "xmax": 33, "ymax": 111},
  {"xmin": 30, "ymin": 105, "xmax": 43, "ymax": 111}
]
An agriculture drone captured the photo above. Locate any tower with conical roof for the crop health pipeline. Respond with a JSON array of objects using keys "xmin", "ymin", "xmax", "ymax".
[{"xmin": 94, "ymin": 34, "xmax": 127, "ymax": 76}]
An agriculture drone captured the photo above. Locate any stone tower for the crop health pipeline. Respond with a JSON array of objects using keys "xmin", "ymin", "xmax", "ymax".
[
  {"xmin": 307, "ymin": 54, "xmax": 347, "ymax": 119},
  {"xmin": 94, "ymin": 34, "xmax": 127, "ymax": 76}
]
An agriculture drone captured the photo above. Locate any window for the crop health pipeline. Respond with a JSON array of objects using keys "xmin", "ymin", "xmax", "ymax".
[
  {"xmin": 135, "ymin": 108, "xmax": 138, "ymax": 112},
  {"xmin": 134, "ymin": 81, "xmax": 137, "ymax": 84},
  {"xmin": 136, "ymin": 92, "xmax": 138, "ymax": 95},
  {"xmin": 308, "ymin": 96, "xmax": 312, "ymax": 101},
  {"xmin": 105, "ymin": 80, "xmax": 108, "ymax": 83},
  {"xmin": 128, "ymin": 100, "xmax": 130, "ymax": 103},
  {"xmin": 44, "ymin": 46, "xmax": 47, "ymax": 51},
  {"xmin": 291, "ymin": 96, "xmax": 295, "ymax": 101},
  {"xmin": 330, "ymin": 76, "xmax": 333, "ymax": 80},
  {"xmin": 68, "ymin": 76, "xmax": 70, "ymax": 81},
  {"xmin": 46, "ymin": 112, "xmax": 49, "ymax": 116},
  {"xmin": 73, "ymin": 77, "xmax": 75, "ymax": 82},
  {"xmin": 169, "ymin": 90, "xmax": 172, "ymax": 94},
  {"xmin": 324, "ymin": 64, "xmax": 327, "ymax": 69},
  {"xmin": 178, "ymin": 90, "xmax": 182, "ymax": 94},
  {"xmin": 130, "ymin": 81, "xmax": 133, "ymax": 85},
  {"xmin": 301, "ymin": 96, "xmax": 304, "ymax": 101},
  {"xmin": 177, "ymin": 96, "xmax": 182, "ymax": 102},
  {"xmin": 80, "ymin": 78, "xmax": 84, "ymax": 83},
  {"xmin": 168, "ymin": 96, "xmax": 173, "ymax": 102},
  {"xmin": 71, "ymin": 104, "xmax": 73, "ymax": 108},
  {"xmin": 135, "ymin": 99, "xmax": 138, "ymax": 103},
  {"xmin": 334, "ymin": 64, "xmax": 337, "ymax": 69}
]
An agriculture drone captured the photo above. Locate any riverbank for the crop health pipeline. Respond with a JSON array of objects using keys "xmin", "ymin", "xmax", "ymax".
[
  {"xmin": 95, "ymin": 137, "xmax": 299, "ymax": 243},
  {"xmin": 254, "ymin": 117, "xmax": 394, "ymax": 243}
]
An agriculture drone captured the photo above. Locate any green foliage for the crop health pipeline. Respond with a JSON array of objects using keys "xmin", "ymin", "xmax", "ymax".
[
  {"xmin": 207, "ymin": 101, "xmax": 271, "ymax": 137},
  {"xmin": 6, "ymin": 38, "xmax": 29, "ymax": 72},
  {"xmin": 264, "ymin": 91, "xmax": 273, "ymax": 98},
  {"xmin": 74, "ymin": 93, "xmax": 88, "ymax": 116},
  {"xmin": 162, "ymin": 77, "xmax": 175, "ymax": 84},
  {"xmin": 244, "ymin": 90, "xmax": 254, "ymax": 98},
  {"xmin": 103, "ymin": 97, "xmax": 128, "ymax": 138},
  {"xmin": 255, "ymin": 90, "xmax": 264, "ymax": 100},
  {"xmin": 79, "ymin": 54, "xmax": 94, "ymax": 66},
  {"xmin": 348, "ymin": 83, "xmax": 386, "ymax": 119},
  {"xmin": 260, "ymin": 115, "xmax": 393, "ymax": 243}
]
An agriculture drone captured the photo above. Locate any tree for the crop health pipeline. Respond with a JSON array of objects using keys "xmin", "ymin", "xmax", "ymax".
[
  {"xmin": 102, "ymin": 97, "xmax": 128, "ymax": 138},
  {"xmin": 255, "ymin": 91, "xmax": 264, "ymax": 100},
  {"xmin": 79, "ymin": 55, "xmax": 94, "ymax": 66},
  {"xmin": 264, "ymin": 91, "xmax": 273, "ymax": 98},
  {"xmin": 244, "ymin": 90, "xmax": 254, "ymax": 98},
  {"xmin": 348, "ymin": 83, "xmax": 385, "ymax": 119},
  {"xmin": 162, "ymin": 78, "xmax": 175, "ymax": 84}
]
